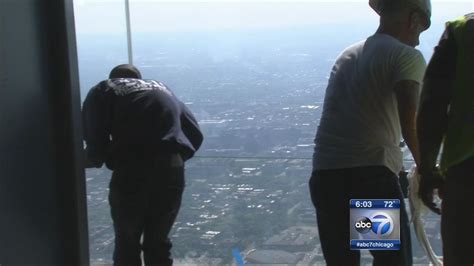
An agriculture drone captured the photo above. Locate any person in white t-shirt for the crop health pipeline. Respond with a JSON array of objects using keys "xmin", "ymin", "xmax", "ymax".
[{"xmin": 308, "ymin": 0, "xmax": 430, "ymax": 265}]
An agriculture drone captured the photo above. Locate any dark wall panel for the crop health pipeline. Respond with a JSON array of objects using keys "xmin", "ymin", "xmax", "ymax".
[{"xmin": 0, "ymin": 0, "xmax": 88, "ymax": 264}]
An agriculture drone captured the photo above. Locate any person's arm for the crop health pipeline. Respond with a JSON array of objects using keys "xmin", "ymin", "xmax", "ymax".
[
  {"xmin": 417, "ymin": 27, "xmax": 456, "ymax": 214},
  {"xmin": 417, "ymin": 81, "xmax": 452, "ymax": 173},
  {"xmin": 82, "ymin": 83, "xmax": 112, "ymax": 168},
  {"xmin": 392, "ymin": 46, "xmax": 427, "ymax": 167},
  {"xmin": 418, "ymin": 28, "xmax": 456, "ymax": 175},
  {"xmin": 180, "ymin": 103, "xmax": 203, "ymax": 161},
  {"xmin": 394, "ymin": 80, "xmax": 421, "ymax": 166}
]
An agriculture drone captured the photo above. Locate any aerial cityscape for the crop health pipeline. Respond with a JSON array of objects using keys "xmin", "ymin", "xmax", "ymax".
[{"xmin": 75, "ymin": 4, "xmax": 454, "ymax": 263}]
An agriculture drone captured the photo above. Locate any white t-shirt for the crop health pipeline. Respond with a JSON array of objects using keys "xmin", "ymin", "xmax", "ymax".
[{"xmin": 313, "ymin": 33, "xmax": 426, "ymax": 174}]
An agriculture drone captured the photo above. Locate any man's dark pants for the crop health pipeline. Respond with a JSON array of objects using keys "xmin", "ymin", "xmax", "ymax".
[
  {"xmin": 309, "ymin": 166, "xmax": 412, "ymax": 266},
  {"xmin": 108, "ymin": 158, "xmax": 184, "ymax": 266},
  {"xmin": 442, "ymin": 156, "xmax": 474, "ymax": 266}
]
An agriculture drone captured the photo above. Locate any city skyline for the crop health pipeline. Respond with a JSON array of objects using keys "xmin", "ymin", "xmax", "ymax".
[{"xmin": 74, "ymin": 2, "xmax": 457, "ymax": 264}]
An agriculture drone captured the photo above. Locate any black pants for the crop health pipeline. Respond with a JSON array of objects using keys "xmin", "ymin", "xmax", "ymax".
[
  {"xmin": 309, "ymin": 166, "xmax": 412, "ymax": 266},
  {"xmin": 442, "ymin": 157, "xmax": 474, "ymax": 266},
  {"xmin": 109, "ymin": 162, "xmax": 184, "ymax": 266}
]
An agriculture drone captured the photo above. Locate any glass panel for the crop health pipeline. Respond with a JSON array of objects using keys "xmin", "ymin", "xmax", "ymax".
[
  {"xmin": 73, "ymin": 0, "xmax": 128, "ymax": 263},
  {"xmin": 73, "ymin": 0, "xmax": 473, "ymax": 264},
  {"xmin": 74, "ymin": 0, "xmax": 129, "ymax": 97},
  {"xmin": 84, "ymin": 157, "xmax": 440, "ymax": 264}
]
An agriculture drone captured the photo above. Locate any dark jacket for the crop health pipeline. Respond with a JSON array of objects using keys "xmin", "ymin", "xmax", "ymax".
[{"xmin": 82, "ymin": 78, "xmax": 203, "ymax": 169}]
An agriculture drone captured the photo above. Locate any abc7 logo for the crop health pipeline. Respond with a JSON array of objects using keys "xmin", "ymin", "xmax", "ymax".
[{"xmin": 354, "ymin": 212, "xmax": 394, "ymax": 236}]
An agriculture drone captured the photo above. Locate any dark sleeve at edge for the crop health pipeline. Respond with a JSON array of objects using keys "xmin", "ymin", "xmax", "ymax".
[
  {"xmin": 180, "ymin": 103, "xmax": 204, "ymax": 160},
  {"xmin": 424, "ymin": 27, "xmax": 457, "ymax": 81},
  {"xmin": 82, "ymin": 83, "xmax": 112, "ymax": 166}
]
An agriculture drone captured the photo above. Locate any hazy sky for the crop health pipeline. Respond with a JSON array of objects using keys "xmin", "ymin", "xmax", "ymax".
[
  {"xmin": 75, "ymin": 0, "xmax": 473, "ymax": 2},
  {"xmin": 74, "ymin": 1, "xmax": 474, "ymax": 33}
]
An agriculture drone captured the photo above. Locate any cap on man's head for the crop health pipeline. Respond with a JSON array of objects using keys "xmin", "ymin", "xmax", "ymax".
[
  {"xmin": 369, "ymin": 0, "xmax": 431, "ymax": 29},
  {"xmin": 109, "ymin": 64, "xmax": 142, "ymax": 79}
]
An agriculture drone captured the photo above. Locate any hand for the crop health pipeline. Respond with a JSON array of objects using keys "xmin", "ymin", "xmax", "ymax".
[
  {"xmin": 83, "ymin": 149, "xmax": 104, "ymax": 168},
  {"xmin": 84, "ymin": 156, "xmax": 103, "ymax": 168},
  {"xmin": 418, "ymin": 169, "xmax": 444, "ymax": 215}
]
